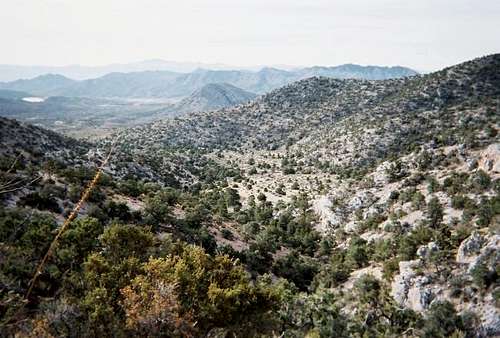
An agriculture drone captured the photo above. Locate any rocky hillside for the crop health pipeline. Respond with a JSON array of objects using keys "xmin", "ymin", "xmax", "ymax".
[
  {"xmin": 120, "ymin": 54, "xmax": 499, "ymax": 168},
  {"xmin": 0, "ymin": 117, "xmax": 89, "ymax": 162},
  {"xmin": 0, "ymin": 117, "xmax": 172, "ymax": 190},
  {"xmin": 109, "ymin": 54, "xmax": 500, "ymax": 335},
  {"xmin": 0, "ymin": 55, "xmax": 498, "ymax": 337},
  {"xmin": 0, "ymin": 64, "xmax": 417, "ymax": 99}
]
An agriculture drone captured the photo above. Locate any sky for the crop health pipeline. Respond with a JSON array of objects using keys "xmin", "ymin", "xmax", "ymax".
[{"xmin": 1, "ymin": 0, "xmax": 499, "ymax": 71}]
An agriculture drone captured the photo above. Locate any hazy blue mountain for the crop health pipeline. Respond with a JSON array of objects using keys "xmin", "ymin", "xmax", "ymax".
[
  {"xmin": 0, "ymin": 64, "xmax": 418, "ymax": 99},
  {"xmin": 55, "ymin": 71, "xmax": 182, "ymax": 98},
  {"xmin": 0, "ymin": 89, "xmax": 33, "ymax": 100},
  {"xmin": 165, "ymin": 68, "xmax": 296, "ymax": 97},
  {"xmin": 0, "ymin": 74, "xmax": 76, "ymax": 96},
  {"xmin": 0, "ymin": 60, "xmax": 239, "ymax": 82}
]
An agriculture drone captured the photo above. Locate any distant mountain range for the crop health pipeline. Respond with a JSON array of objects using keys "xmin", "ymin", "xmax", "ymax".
[
  {"xmin": 0, "ymin": 64, "xmax": 417, "ymax": 99},
  {"xmin": 0, "ymin": 60, "xmax": 241, "ymax": 82}
]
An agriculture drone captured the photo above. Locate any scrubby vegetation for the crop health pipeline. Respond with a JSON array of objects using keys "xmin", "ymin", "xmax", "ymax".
[{"xmin": 1, "ymin": 54, "xmax": 499, "ymax": 337}]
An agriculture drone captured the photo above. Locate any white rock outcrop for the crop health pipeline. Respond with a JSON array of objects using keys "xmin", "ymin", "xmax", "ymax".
[
  {"xmin": 478, "ymin": 143, "xmax": 500, "ymax": 174},
  {"xmin": 466, "ymin": 234, "xmax": 500, "ymax": 274},
  {"xmin": 348, "ymin": 191, "xmax": 375, "ymax": 210},
  {"xmin": 372, "ymin": 161, "xmax": 391, "ymax": 185},
  {"xmin": 391, "ymin": 260, "xmax": 444, "ymax": 313},
  {"xmin": 312, "ymin": 195, "xmax": 343, "ymax": 233},
  {"xmin": 461, "ymin": 292, "xmax": 500, "ymax": 337},
  {"xmin": 456, "ymin": 231, "xmax": 485, "ymax": 264}
]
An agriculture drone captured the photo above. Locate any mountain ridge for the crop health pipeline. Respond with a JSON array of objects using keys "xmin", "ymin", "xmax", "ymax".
[
  {"xmin": 0, "ymin": 64, "xmax": 418, "ymax": 99},
  {"xmin": 0, "ymin": 60, "xmax": 416, "ymax": 82}
]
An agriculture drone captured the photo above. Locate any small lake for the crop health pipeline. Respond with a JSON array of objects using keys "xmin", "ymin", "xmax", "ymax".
[{"xmin": 22, "ymin": 97, "xmax": 45, "ymax": 103}]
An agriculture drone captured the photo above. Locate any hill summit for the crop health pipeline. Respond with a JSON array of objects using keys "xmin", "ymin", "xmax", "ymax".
[{"xmin": 174, "ymin": 83, "xmax": 257, "ymax": 113}]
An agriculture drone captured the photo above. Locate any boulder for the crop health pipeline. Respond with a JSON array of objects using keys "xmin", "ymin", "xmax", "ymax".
[
  {"xmin": 458, "ymin": 143, "xmax": 467, "ymax": 157},
  {"xmin": 391, "ymin": 260, "xmax": 419, "ymax": 305},
  {"xmin": 362, "ymin": 204, "xmax": 384, "ymax": 220},
  {"xmin": 478, "ymin": 143, "xmax": 500, "ymax": 173},
  {"xmin": 391, "ymin": 260, "xmax": 443, "ymax": 312},
  {"xmin": 466, "ymin": 235, "xmax": 500, "ymax": 274},
  {"xmin": 456, "ymin": 231, "xmax": 485, "ymax": 264},
  {"xmin": 348, "ymin": 191, "xmax": 375, "ymax": 210},
  {"xmin": 466, "ymin": 158, "xmax": 478, "ymax": 171},
  {"xmin": 416, "ymin": 242, "xmax": 439, "ymax": 260},
  {"xmin": 373, "ymin": 161, "xmax": 391, "ymax": 185},
  {"xmin": 406, "ymin": 276, "xmax": 434, "ymax": 312}
]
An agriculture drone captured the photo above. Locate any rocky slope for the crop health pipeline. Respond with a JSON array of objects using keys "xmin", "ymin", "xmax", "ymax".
[
  {"xmin": 0, "ymin": 54, "xmax": 498, "ymax": 337},
  {"xmin": 119, "ymin": 54, "xmax": 499, "ymax": 167},
  {"xmin": 110, "ymin": 53, "xmax": 500, "ymax": 335},
  {"xmin": 0, "ymin": 117, "xmax": 89, "ymax": 162}
]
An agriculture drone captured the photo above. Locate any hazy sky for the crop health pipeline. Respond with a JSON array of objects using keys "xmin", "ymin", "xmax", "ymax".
[{"xmin": 2, "ymin": 0, "xmax": 499, "ymax": 71}]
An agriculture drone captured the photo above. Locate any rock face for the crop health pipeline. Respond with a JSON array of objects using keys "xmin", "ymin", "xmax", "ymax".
[
  {"xmin": 406, "ymin": 276, "xmax": 435, "ymax": 312},
  {"xmin": 391, "ymin": 260, "xmax": 442, "ymax": 312},
  {"xmin": 348, "ymin": 191, "xmax": 376, "ymax": 211},
  {"xmin": 391, "ymin": 260, "xmax": 432, "ymax": 311},
  {"xmin": 479, "ymin": 143, "xmax": 500, "ymax": 174},
  {"xmin": 456, "ymin": 233, "xmax": 499, "ymax": 275},
  {"xmin": 391, "ymin": 260, "xmax": 416, "ymax": 305},
  {"xmin": 466, "ymin": 235, "xmax": 500, "ymax": 274},
  {"xmin": 420, "ymin": 233, "xmax": 500, "ymax": 337},
  {"xmin": 456, "ymin": 231, "xmax": 485, "ymax": 264},
  {"xmin": 312, "ymin": 195, "xmax": 341, "ymax": 232},
  {"xmin": 472, "ymin": 294, "xmax": 500, "ymax": 337},
  {"xmin": 391, "ymin": 234, "xmax": 500, "ymax": 336}
]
